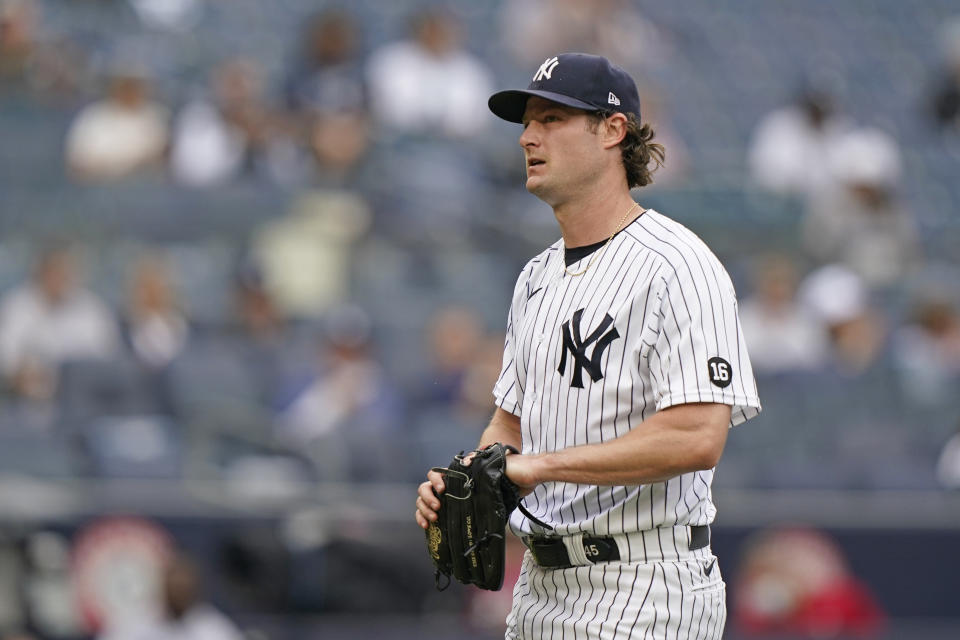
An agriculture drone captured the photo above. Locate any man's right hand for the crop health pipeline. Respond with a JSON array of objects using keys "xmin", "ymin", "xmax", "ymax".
[{"xmin": 415, "ymin": 469, "xmax": 446, "ymax": 530}]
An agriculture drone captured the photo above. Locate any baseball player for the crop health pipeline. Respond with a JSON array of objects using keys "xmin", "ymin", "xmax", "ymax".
[{"xmin": 416, "ymin": 52, "xmax": 761, "ymax": 638}]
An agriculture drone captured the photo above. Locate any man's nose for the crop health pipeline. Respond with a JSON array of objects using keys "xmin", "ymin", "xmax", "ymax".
[{"xmin": 519, "ymin": 122, "xmax": 540, "ymax": 148}]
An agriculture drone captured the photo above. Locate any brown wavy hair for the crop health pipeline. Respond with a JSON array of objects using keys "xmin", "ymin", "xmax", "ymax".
[{"xmin": 587, "ymin": 111, "xmax": 665, "ymax": 189}]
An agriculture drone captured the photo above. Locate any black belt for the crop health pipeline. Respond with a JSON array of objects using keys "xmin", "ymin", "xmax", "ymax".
[{"xmin": 525, "ymin": 525, "xmax": 710, "ymax": 570}]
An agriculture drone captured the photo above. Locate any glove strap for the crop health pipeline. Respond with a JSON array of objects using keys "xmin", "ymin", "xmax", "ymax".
[
  {"xmin": 517, "ymin": 502, "xmax": 553, "ymax": 531},
  {"xmin": 434, "ymin": 570, "xmax": 451, "ymax": 591},
  {"xmin": 462, "ymin": 531, "xmax": 504, "ymax": 557}
]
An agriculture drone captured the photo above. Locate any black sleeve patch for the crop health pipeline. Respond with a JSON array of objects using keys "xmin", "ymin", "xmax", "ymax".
[{"xmin": 707, "ymin": 357, "xmax": 733, "ymax": 389}]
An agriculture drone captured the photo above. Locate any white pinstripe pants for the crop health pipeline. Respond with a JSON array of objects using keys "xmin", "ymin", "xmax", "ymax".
[{"xmin": 504, "ymin": 550, "xmax": 726, "ymax": 639}]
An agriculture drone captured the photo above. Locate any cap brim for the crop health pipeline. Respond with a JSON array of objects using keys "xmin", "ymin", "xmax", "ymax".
[{"xmin": 488, "ymin": 89, "xmax": 600, "ymax": 123}]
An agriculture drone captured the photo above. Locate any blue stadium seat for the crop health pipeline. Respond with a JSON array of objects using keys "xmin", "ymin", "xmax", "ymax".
[
  {"xmin": 0, "ymin": 421, "xmax": 87, "ymax": 478},
  {"xmin": 84, "ymin": 414, "xmax": 182, "ymax": 478},
  {"xmin": 167, "ymin": 338, "xmax": 266, "ymax": 416},
  {"xmin": 412, "ymin": 406, "xmax": 486, "ymax": 473},
  {"xmin": 57, "ymin": 357, "xmax": 167, "ymax": 428}
]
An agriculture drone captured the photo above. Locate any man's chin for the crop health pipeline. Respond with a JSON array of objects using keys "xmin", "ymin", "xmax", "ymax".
[{"xmin": 525, "ymin": 176, "xmax": 547, "ymax": 197}]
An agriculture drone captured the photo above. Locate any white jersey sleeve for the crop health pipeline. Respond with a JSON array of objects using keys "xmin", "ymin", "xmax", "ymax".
[
  {"xmin": 648, "ymin": 254, "xmax": 761, "ymax": 427},
  {"xmin": 493, "ymin": 261, "xmax": 532, "ymax": 416}
]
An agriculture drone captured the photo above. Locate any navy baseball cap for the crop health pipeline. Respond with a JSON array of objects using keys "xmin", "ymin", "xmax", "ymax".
[{"xmin": 488, "ymin": 53, "xmax": 641, "ymax": 123}]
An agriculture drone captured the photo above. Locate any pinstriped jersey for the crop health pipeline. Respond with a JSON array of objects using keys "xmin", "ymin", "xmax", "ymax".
[{"xmin": 493, "ymin": 209, "xmax": 761, "ymax": 537}]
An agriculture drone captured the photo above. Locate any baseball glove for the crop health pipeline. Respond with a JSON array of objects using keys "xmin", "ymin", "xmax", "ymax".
[{"xmin": 425, "ymin": 442, "xmax": 523, "ymax": 591}]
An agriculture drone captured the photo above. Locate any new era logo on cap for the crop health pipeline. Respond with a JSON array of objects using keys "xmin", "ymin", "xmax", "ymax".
[{"xmin": 488, "ymin": 53, "xmax": 641, "ymax": 124}]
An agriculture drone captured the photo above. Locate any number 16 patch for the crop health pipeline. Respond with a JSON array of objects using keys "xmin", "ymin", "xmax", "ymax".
[{"xmin": 707, "ymin": 357, "xmax": 733, "ymax": 388}]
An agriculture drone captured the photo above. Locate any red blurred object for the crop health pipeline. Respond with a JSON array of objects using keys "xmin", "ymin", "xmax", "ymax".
[
  {"xmin": 71, "ymin": 516, "xmax": 173, "ymax": 633},
  {"xmin": 733, "ymin": 527, "xmax": 885, "ymax": 637},
  {"xmin": 738, "ymin": 575, "xmax": 884, "ymax": 636}
]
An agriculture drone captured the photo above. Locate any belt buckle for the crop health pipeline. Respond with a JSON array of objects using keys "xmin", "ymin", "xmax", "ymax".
[
  {"xmin": 689, "ymin": 525, "xmax": 710, "ymax": 551},
  {"xmin": 525, "ymin": 536, "xmax": 568, "ymax": 569},
  {"xmin": 526, "ymin": 537, "xmax": 546, "ymax": 566}
]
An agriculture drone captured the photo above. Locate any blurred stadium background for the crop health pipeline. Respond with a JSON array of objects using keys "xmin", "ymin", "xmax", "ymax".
[{"xmin": 1, "ymin": 0, "xmax": 959, "ymax": 638}]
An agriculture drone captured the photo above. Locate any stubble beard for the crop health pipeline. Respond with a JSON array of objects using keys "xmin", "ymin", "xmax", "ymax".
[{"xmin": 525, "ymin": 174, "xmax": 563, "ymax": 208}]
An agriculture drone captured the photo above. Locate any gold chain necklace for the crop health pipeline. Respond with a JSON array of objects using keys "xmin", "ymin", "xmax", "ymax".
[{"xmin": 563, "ymin": 202, "xmax": 642, "ymax": 277}]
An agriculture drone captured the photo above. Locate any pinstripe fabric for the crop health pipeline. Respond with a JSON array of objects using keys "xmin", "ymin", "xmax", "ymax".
[
  {"xmin": 493, "ymin": 210, "xmax": 761, "ymax": 538},
  {"xmin": 493, "ymin": 210, "xmax": 759, "ymax": 638},
  {"xmin": 505, "ymin": 551, "xmax": 726, "ymax": 639}
]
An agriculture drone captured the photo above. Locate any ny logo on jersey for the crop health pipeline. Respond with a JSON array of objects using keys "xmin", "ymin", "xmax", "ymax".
[{"xmin": 558, "ymin": 309, "xmax": 620, "ymax": 388}]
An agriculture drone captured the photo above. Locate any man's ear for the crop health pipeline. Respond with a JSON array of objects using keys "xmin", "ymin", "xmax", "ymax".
[{"xmin": 601, "ymin": 113, "xmax": 628, "ymax": 149}]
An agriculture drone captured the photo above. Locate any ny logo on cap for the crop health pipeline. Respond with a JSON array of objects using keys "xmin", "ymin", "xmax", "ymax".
[{"xmin": 533, "ymin": 56, "xmax": 559, "ymax": 82}]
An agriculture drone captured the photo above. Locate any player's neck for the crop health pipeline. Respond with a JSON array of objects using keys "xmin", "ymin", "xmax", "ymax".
[{"xmin": 553, "ymin": 188, "xmax": 638, "ymax": 248}]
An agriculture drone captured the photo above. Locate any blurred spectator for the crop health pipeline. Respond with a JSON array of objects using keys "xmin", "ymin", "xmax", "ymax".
[
  {"xmin": 0, "ymin": 0, "xmax": 89, "ymax": 99},
  {"xmin": 499, "ymin": 0, "xmax": 669, "ymax": 76},
  {"xmin": 457, "ymin": 332, "xmax": 510, "ymax": 423},
  {"xmin": 801, "ymin": 128, "xmax": 920, "ymax": 288},
  {"xmin": 275, "ymin": 305, "xmax": 403, "ymax": 480},
  {"xmin": 414, "ymin": 307, "xmax": 505, "ymax": 435},
  {"xmin": 170, "ymin": 58, "xmax": 277, "ymax": 187},
  {"xmin": 259, "ymin": 109, "xmax": 373, "ymax": 188},
  {"xmin": 733, "ymin": 526, "xmax": 885, "ymax": 637},
  {"xmin": 739, "ymin": 255, "xmax": 829, "ymax": 373},
  {"xmin": 231, "ymin": 261, "xmax": 284, "ymax": 344},
  {"xmin": 65, "ymin": 65, "xmax": 170, "ymax": 183},
  {"xmin": 253, "ymin": 189, "xmax": 371, "ymax": 318},
  {"xmin": 0, "ymin": 244, "xmax": 121, "ymax": 401},
  {"xmin": 21, "ymin": 530, "xmax": 82, "ymax": 637},
  {"xmin": 0, "ymin": 0, "xmax": 34, "ymax": 85},
  {"xmin": 306, "ymin": 111, "xmax": 373, "ymax": 184},
  {"xmin": 275, "ymin": 305, "xmax": 399, "ymax": 443},
  {"xmin": 892, "ymin": 297, "xmax": 960, "ymax": 406},
  {"xmin": 127, "ymin": 0, "xmax": 203, "ymax": 32},
  {"xmin": 278, "ymin": 9, "xmax": 372, "ymax": 186},
  {"xmin": 123, "ymin": 251, "xmax": 189, "ymax": 369},
  {"xmin": 124, "ymin": 553, "xmax": 243, "ymax": 640},
  {"xmin": 798, "ymin": 264, "xmax": 886, "ymax": 376},
  {"xmin": 936, "ymin": 422, "xmax": 960, "ymax": 489},
  {"xmin": 284, "ymin": 8, "xmax": 366, "ymax": 117},
  {"xmin": 748, "ymin": 85, "xmax": 852, "ymax": 197},
  {"xmin": 930, "ymin": 18, "xmax": 960, "ymax": 130},
  {"xmin": 225, "ymin": 261, "xmax": 290, "ymax": 404},
  {"xmin": 166, "ymin": 260, "xmax": 292, "ymax": 414},
  {"xmin": 366, "ymin": 7, "xmax": 493, "ymax": 138},
  {"xmin": 418, "ymin": 305, "xmax": 485, "ymax": 406}
]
